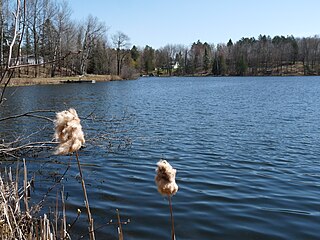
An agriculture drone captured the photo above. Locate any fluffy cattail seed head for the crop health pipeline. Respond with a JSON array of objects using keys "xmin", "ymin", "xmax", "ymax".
[
  {"xmin": 54, "ymin": 108, "xmax": 85, "ymax": 155},
  {"xmin": 155, "ymin": 159, "xmax": 178, "ymax": 196}
]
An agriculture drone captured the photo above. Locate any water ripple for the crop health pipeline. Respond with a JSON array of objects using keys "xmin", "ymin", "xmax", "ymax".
[{"xmin": 2, "ymin": 77, "xmax": 320, "ymax": 239}]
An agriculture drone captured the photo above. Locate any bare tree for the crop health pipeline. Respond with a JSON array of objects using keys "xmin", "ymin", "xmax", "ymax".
[
  {"xmin": 78, "ymin": 15, "xmax": 106, "ymax": 75},
  {"xmin": 27, "ymin": 0, "xmax": 43, "ymax": 76},
  {"xmin": 0, "ymin": 0, "xmax": 26, "ymax": 104},
  {"xmin": 48, "ymin": 0, "xmax": 73, "ymax": 77},
  {"xmin": 112, "ymin": 31, "xmax": 130, "ymax": 76},
  {"xmin": 0, "ymin": 0, "xmax": 4, "ymax": 72}
]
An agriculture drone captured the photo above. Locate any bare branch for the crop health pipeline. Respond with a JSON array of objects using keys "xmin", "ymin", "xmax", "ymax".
[
  {"xmin": 7, "ymin": 50, "xmax": 81, "ymax": 70},
  {"xmin": 0, "ymin": 110, "xmax": 55, "ymax": 122}
]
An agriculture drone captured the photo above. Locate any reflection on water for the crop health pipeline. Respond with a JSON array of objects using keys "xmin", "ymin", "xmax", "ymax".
[{"xmin": 1, "ymin": 76, "xmax": 320, "ymax": 239}]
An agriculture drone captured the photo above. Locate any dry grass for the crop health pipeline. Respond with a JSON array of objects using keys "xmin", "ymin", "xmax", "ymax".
[
  {"xmin": 0, "ymin": 158, "xmax": 130, "ymax": 240},
  {"xmin": 6, "ymin": 74, "xmax": 122, "ymax": 86},
  {"xmin": 0, "ymin": 159, "xmax": 69, "ymax": 239}
]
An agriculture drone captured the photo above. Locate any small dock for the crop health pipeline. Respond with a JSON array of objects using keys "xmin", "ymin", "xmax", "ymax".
[{"xmin": 60, "ymin": 80, "xmax": 96, "ymax": 84}]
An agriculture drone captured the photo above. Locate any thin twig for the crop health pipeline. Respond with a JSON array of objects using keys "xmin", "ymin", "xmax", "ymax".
[
  {"xmin": 55, "ymin": 190, "xmax": 59, "ymax": 238},
  {"xmin": 0, "ymin": 110, "xmax": 55, "ymax": 122},
  {"xmin": 77, "ymin": 216, "xmax": 130, "ymax": 240},
  {"xmin": 61, "ymin": 186, "xmax": 67, "ymax": 239},
  {"xmin": 68, "ymin": 209, "xmax": 81, "ymax": 232},
  {"xmin": 23, "ymin": 159, "xmax": 29, "ymax": 213},
  {"xmin": 35, "ymin": 157, "xmax": 71, "ymax": 212}
]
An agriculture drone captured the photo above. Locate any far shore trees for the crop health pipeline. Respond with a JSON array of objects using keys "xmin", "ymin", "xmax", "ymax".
[
  {"xmin": 1, "ymin": 0, "xmax": 320, "ymax": 79},
  {"xmin": 78, "ymin": 15, "xmax": 106, "ymax": 75},
  {"xmin": 112, "ymin": 31, "xmax": 130, "ymax": 76}
]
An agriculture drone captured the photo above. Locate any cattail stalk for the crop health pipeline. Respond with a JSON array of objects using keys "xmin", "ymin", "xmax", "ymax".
[
  {"xmin": 155, "ymin": 159, "xmax": 178, "ymax": 240},
  {"xmin": 76, "ymin": 151, "xmax": 95, "ymax": 240},
  {"xmin": 116, "ymin": 208, "xmax": 124, "ymax": 240},
  {"xmin": 168, "ymin": 195, "xmax": 176, "ymax": 240},
  {"xmin": 61, "ymin": 186, "xmax": 67, "ymax": 239},
  {"xmin": 54, "ymin": 108, "xmax": 95, "ymax": 240}
]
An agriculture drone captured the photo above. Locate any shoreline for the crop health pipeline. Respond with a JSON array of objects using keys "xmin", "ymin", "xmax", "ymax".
[
  {"xmin": 3, "ymin": 74, "xmax": 124, "ymax": 87},
  {"xmin": 3, "ymin": 73, "xmax": 320, "ymax": 87}
]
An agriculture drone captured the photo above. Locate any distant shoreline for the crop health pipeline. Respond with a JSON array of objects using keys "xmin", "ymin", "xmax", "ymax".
[
  {"xmin": 3, "ymin": 73, "xmax": 320, "ymax": 87},
  {"xmin": 142, "ymin": 72, "xmax": 320, "ymax": 78},
  {"xmin": 3, "ymin": 74, "xmax": 125, "ymax": 87}
]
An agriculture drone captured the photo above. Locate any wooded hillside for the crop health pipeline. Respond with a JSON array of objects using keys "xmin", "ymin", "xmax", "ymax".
[{"xmin": 1, "ymin": 0, "xmax": 320, "ymax": 79}]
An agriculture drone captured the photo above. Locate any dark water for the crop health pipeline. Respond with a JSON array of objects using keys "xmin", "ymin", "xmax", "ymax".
[{"xmin": 1, "ymin": 76, "xmax": 320, "ymax": 239}]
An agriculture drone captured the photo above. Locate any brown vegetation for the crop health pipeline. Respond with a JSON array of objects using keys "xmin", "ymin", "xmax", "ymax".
[
  {"xmin": 0, "ymin": 159, "xmax": 69, "ymax": 239},
  {"xmin": 7, "ymin": 74, "xmax": 122, "ymax": 86}
]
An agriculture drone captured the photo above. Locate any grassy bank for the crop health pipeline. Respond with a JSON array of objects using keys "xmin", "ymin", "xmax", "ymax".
[{"xmin": 5, "ymin": 74, "xmax": 123, "ymax": 87}]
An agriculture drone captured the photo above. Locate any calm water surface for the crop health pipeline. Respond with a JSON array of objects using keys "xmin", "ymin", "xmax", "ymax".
[{"xmin": 1, "ymin": 76, "xmax": 320, "ymax": 239}]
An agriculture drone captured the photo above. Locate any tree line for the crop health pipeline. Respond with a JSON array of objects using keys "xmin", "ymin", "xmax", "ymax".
[
  {"xmin": 134, "ymin": 35, "xmax": 320, "ymax": 77},
  {"xmin": 1, "ymin": 0, "xmax": 320, "ymax": 79}
]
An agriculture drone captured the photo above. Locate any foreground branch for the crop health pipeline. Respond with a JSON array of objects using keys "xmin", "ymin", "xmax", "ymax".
[{"xmin": 0, "ymin": 110, "xmax": 55, "ymax": 122}]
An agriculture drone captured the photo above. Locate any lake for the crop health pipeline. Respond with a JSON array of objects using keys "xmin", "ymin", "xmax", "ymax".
[{"xmin": 1, "ymin": 76, "xmax": 320, "ymax": 239}]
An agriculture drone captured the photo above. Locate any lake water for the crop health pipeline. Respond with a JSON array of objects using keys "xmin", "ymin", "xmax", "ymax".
[{"xmin": 1, "ymin": 76, "xmax": 320, "ymax": 239}]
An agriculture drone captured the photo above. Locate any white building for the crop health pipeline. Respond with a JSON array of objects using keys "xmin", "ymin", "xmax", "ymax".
[{"xmin": 10, "ymin": 55, "xmax": 44, "ymax": 65}]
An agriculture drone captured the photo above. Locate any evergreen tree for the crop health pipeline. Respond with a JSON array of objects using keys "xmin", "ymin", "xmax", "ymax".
[
  {"xmin": 227, "ymin": 39, "xmax": 233, "ymax": 47},
  {"xmin": 219, "ymin": 54, "xmax": 227, "ymax": 75},
  {"xmin": 212, "ymin": 55, "xmax": 220, "ymax": 75},
  {"xmin": 203, "ymin": 48, "xmax": 210, "ymax": 72},
  {"xmin": 236, "ymin": 56, "xmax": 248, "ymax": 76},
  {"xmin": 212, "ymin": 54, "xmax": 227, "ymax": 75},
  {"xmin": 130, "ymin": 45, "xmax": 140, "ymax": 70},
  {"xmin": 131, "ymin": 45, "xmax": 139, "ymax": 62},
  {"xmin": 142, "ymin": 45, "xmax": 155, "ymax": 74}
]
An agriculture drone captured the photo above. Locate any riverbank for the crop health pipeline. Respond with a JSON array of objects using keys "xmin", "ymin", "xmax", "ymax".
[{"xmin": 4, "ymin": 74, "xmax": 124, "ymax": 86}]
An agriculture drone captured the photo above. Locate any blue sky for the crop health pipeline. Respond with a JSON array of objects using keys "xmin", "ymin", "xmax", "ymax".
[{"xmin": 68, "ymin": 0, "xmax": 320, "ymax": 48}]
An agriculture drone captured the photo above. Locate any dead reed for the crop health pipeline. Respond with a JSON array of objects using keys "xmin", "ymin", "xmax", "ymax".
[{"xmin": 0, "ymin": 158, "xmax": 69, "ymax": 239}]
